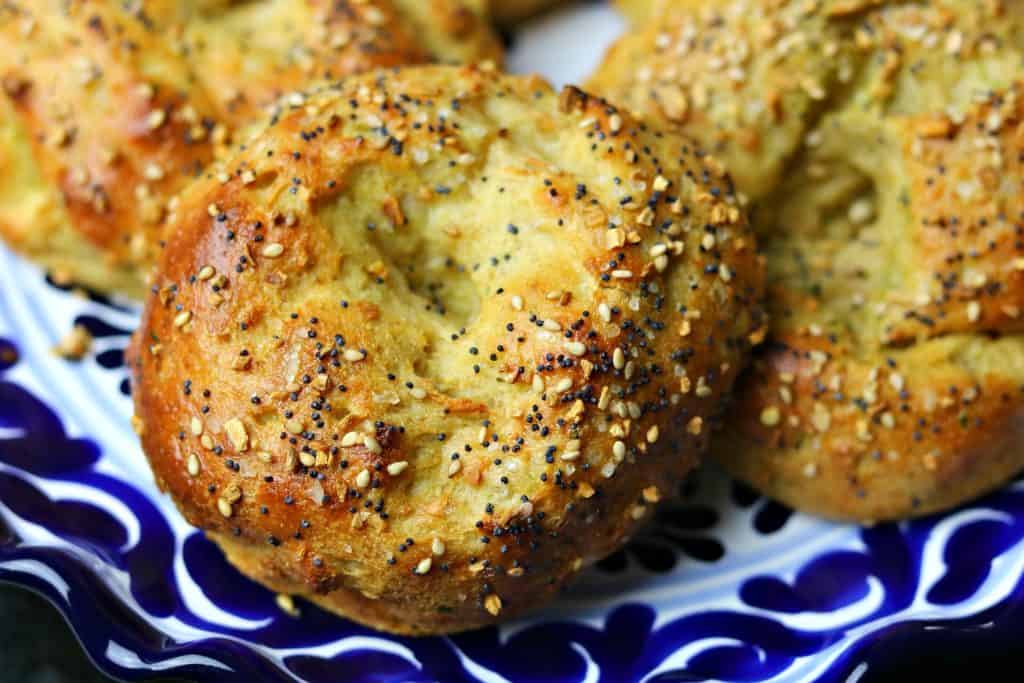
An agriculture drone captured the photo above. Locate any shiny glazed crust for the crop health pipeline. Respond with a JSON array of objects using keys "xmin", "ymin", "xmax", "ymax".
[
  {"xmin": 128, "ymin": 65, "xmax": 765, "ymax": 634},
  {"xmin": 0, "ymin": 0, "xmax": 500, "ymax": 297},
  {"xmin": 590, "ymin": 0, "xmax": 1024, "ymax": 521}
]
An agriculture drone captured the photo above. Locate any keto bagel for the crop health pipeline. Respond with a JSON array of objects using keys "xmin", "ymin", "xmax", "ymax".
[
  {"xmin": 590, "ymin": 0, "xmax": 1024, "ymax": 521},
  {"xmin": 0, "ymin": 0, "xmax": 500, "ymax": 297},
  {"xmin": 127, "ymin": 65, "xmax": 765, "ymax": 634}
]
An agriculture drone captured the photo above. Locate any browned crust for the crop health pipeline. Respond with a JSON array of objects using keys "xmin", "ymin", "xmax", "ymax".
[
  {"xmin": 0, "ymin": 0, "xmax": 501, "ymax": 297},
  {"xmin": 719, "ymin": 335, "xmax": 1024, "ymax": 522},
  {"xmin": 128, "ymin": 65, "xmax": 764, "ymax": 633},
  {"xmin": 720, "ymin": 80, "xmax": 1024, "ymax": 522},
  {"xmin": 591, "ymin": 0, "xmax": 1024, "ymax": 522}
]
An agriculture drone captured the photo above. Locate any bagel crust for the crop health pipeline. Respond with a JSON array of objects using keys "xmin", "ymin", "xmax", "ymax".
[
  {"xmin": 613, "ymin": 0, "xmax": 672, "ymax": 25},
  {"xmin": 487, "ymin": 0, "xmax": 563, "ymax": 24},
  {"xmin": 591, "ymin": 0, "xmax": 1024, "ymax": 521},
  {"xmin": 128, "ymin": 65, "xmax": 765, "ymax": 634},
  {"xmin": 0, "ymin": 0, "xmax": 500, "ymax": 297}
]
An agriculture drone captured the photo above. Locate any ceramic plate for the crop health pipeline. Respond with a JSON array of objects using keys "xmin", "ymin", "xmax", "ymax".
[{"xmin": 3, "ymin": 4, "xmax": 1024, "ymax": 682}]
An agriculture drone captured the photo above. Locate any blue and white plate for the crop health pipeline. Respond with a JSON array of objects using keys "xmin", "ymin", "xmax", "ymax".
[{"xmin": 3, "ymin": 4, "xmax": 1024, "ymax": 682}]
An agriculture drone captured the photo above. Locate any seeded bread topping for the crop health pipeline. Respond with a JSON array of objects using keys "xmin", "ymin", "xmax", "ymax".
[
  {"xmin": 0, "ymin": 0, "xmax": 500, "ymax": 297},
  {"xmin": 592, "ymin": 0, "xmax": 1024, "ymax": 521},
  {"xmin": 128, "ymin": 65, "xmax": 765, "ymax": 634}
]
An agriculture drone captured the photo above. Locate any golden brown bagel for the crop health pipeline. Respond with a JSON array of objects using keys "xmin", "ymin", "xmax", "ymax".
[
  {"xmin": 590, "ymin": 0, "xmax": 1024, "ymax": 522},
  {"xmin": 0, "ymin": 0, "xmax": 500, "ymax": 298},
  {"xmin": 128, "ymin": 65, "xmax": 765, "ymax": 634}
]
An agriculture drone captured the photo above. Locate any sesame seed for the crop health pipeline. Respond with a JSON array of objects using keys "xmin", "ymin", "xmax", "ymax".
[
  {"xmin": 187, "ymin": 453, "xmax": 201, "ymax": 477},
  {"xmin": 801, "ymin": 77, "xmax": 826, "ymax": 100},
  {"xmin": 760, "ymin": 406, "xmax": 781, "ymax": 427},
  {"xmin": 811, "ymin": 405, "xmax": 831, "ymax": 432},
  {"xmin": 344, "ymin": 349, "xmax": 366, "ymax": 362},
  {"xmin": 611, "ymin": 269, "xmax": 634, "ymax": 279},
  {"xmin": 565, "ymin": 341, "xmax": 586, "ymax": 356},
  {"xmin": 966, "ymin": 301, "xmax": 981, "ymax": 322},
  {"xmin": 432, "ymin": 538, "xmax": 446, "ymax": 556},
  {"xmin": 143, "ymin": 162, "xmax": 164, "ymax": 181},
  {"xmin": 613, "ymin": 348, "xmax": 626, "ymax": 370},
  {"xmin": 224, "ymin": 418, "xmax": 249, "ymax": 451},
  {"xmin": 355, "ymin": 469, "xmax": 371, "ymax": 488},
  {"xmin": 646, "ymin": 426, "xmax": 659, "ymax": 444},
  {"xmin": 612, "ymin": 440, "xmax": 626, "ymax": 459},
  {"xmin": 53, "ymin": 325, "xmax": 92, "ymax": 360},
  {"xmin": 190, "ymin": 417, "xmax": 203, "ymax": 436},
  {"xmin": 341, "ymin": 431, "xmax": 360, "ymax": 447},
  {"xmin": 687, "ymin": 416, "xmax": 703, "ymax": 435},
  {"xmin": 624, "ymin": 361, "xmax": 636, "ymax": 381},
  {"xmin": 146, "ymin": 109, "xmax": 166, "ymax": 130},
  {"xmin": 414, "ymin": 557, "xmax": 433, "ymax": 575},
  {"xmin": 848, "ymin": 198, "xmax": 874, "ymax": 224},
  {"xmin": 217, "ymin": 498, "xmax": 233, "ymax": 518},
  {"xmin": 173, "ymin": 311, "xmax": 192, "ymax": 328},
  {"xmin": 276, "ymin": 594, "xmax": 299, "ymax": 617},
  {"xmin": 554, "ymin": 377, "xmax": 573, "ymax": 393},
  {"xmin": 262, "ymin": 243, "xmax": 284, "ymax": 258},
  {"xmin": 363, "ymin": 435, "xmax": 382, "ymax": 454},
  {"xmin": 484, "ymin": 594, "xmax": 503, "ymax": 616},
  {"xmin": 197, "ymin": 265, "xmax": 215, "ymax": 280},
  {"xmin": 387, "ymin": 461, "xmax": 409, "ymax": 476}
]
